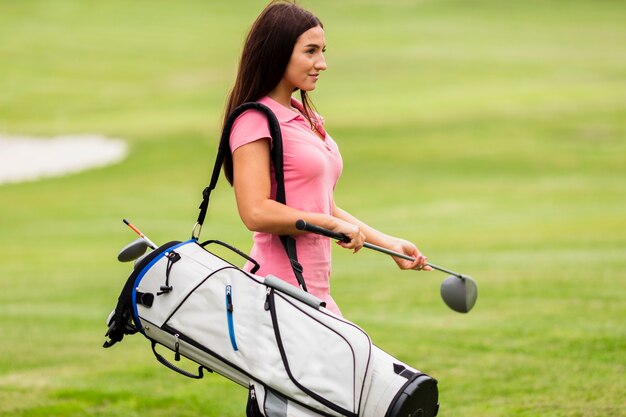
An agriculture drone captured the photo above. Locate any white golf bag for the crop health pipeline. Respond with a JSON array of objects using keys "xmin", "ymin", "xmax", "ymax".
[
  {"xmin": 104, "ymin": 102, "xmax": 438, "ymax": 416},
  {"xmin": 104, "ymin": 237, "xmax": 438, "ymax": 417}
]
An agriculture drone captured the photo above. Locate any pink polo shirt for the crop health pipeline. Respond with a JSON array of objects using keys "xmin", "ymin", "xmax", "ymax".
[{"xmin": 229, "ymin": 96, "xmax": 344, "ymax": 315}]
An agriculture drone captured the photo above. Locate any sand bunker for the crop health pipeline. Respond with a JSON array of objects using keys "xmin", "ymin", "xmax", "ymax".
[{"xmin": 0, "ymin": 133, "xmax": 128, "ymax": 185}]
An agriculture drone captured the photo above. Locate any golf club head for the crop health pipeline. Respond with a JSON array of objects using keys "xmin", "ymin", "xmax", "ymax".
[
  {"xmin": 440, "ymin": 275, "xmax": 478, "ymax": 313},
  {"xmin": 117, "ymin": 238, "xmax": 149, "ymax": 262},
  {"xmin": 133, "ymin": 252, "xmax": 150, "ymax": 269}
]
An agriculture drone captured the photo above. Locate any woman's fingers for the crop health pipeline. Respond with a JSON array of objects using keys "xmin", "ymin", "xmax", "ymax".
[
  {"xmin": 412, "ymin": 254, "xmax": 430, "ymax": 270},
  {"xmin": 333, "ymin": 222, "xmax": 365, "ymax": 252},
  {"xmin": 352, "ymin": 231, "xmax": 366, "ymax": 252},
  {"xmin": 336, "ymin": 231, "xmax": 365, "ymax": 251},
  {"xmin": 390, "ymin": 239, "xmax": 431, "ymax": 271}
]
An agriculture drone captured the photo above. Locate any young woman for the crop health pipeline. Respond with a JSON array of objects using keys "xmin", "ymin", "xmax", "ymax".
[{"xmin": 224, "ymin": 1, "xmax": 430, "ymax": 315}]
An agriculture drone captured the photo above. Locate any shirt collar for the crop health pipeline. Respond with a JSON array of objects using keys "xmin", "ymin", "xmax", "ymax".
[{"xmin": 258, "ymin": 96, "xmax": 303, "ymax": 123}]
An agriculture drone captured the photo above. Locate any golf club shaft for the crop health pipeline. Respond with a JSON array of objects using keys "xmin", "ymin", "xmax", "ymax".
[
  {"xmin": 123, "ymin": 219, "xmax": 158, "ymax": 249},
  {"xmin": 295, "ymin": 219, "xmax": 464, "ymax": 278}
]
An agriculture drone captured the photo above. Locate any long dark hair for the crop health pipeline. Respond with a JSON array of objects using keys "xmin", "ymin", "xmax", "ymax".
[{"xmin": 222, "ymin": 0, "xmax": 323, "ymax": 185}]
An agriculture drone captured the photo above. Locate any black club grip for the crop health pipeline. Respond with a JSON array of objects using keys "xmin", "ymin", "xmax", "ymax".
[{"xmin": 295, "ymin": 220, "xmax": 351, "ymax": 243}]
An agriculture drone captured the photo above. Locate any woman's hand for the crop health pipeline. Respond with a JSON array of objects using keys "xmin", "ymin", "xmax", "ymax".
[
  {"xmin": 388, "ymin": 238, "xmax": 431, "ymax": 271},
  {"xmin": 331, "ymin": 220, "xmax": 365, "ymax": 253}
]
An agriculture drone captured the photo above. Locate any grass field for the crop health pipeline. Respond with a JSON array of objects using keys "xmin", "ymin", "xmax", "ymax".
[{"xmin": 0, "ymin": 0, "xmax": 624, "ymax": 416}]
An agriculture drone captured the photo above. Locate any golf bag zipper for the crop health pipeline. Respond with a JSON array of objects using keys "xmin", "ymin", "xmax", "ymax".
[
  {"xmin": 174, "ymin": 333, "xmax": 181, "ymax": 361},
  {"xmin": 264, "ymin": 287, "xmax": 272, "ymax": 311},
  {"xmin": 246, "ymin": 384, "xmax": 261, "ymax": 416},
  {"xmin": 225, "ymin": 285, "xmax": 238, "ymax": 351}
]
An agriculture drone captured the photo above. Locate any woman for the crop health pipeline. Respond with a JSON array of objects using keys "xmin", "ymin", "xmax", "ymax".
[{"xmin": 224, "ymin": 1, "xmax": 430, "ymax": 315}]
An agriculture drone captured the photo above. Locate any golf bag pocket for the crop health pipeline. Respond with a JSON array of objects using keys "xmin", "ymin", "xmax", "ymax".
[{"xmin": 267, "ymin": 289, "xmax": 372, "ymax": 415}]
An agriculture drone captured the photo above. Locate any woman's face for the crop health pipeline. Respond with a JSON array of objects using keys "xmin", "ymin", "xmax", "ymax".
[{"xmin": 283, "ymin": 25, "xmax": 327, "ymax": 92}]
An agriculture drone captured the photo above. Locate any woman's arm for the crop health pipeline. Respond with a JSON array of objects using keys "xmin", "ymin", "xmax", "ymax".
[
  {"xmin": 332, "ymin": 203, "xmax": 431, "ymax": 270},
  {"xmin": 232, "ymin": 139, "xmax": 365, "ymax": 250}
]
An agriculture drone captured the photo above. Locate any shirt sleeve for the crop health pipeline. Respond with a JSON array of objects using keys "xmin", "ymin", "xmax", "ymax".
[{"xmin": 229, "ymin": 109, "xmax": 273, "ymax": 153}]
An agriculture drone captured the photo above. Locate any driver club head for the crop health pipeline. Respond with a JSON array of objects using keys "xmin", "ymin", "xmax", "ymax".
[
  {"xmin": 440, "ymin": 275, "xmax": 478, "ymax": 313},
  {"xmin": 117, "ymin": 238, "xmax": 149, "ymax": 262},
  {"xmin": 133, "ymin": 252, "xmax": 150, "ymax": 269}
]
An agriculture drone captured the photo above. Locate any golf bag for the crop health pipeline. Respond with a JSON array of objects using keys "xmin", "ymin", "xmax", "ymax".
[{"xmin": 104, "ymin": 103, "xmax": 439, "ymax": 417}]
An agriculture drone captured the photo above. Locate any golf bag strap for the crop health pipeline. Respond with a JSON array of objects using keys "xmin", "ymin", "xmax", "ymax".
[
  {"xmin": 280, "ymin": 235, "xmax": 306, "ymax": 290},
  {"xmin": 197, "ymin": 102, "xmax": 308, "ymax": 292}
]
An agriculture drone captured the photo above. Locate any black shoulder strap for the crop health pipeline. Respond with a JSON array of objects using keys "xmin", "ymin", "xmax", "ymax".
[{"xmin": 195, "ymin": 102, "xmax": 308, "ymax": 292}]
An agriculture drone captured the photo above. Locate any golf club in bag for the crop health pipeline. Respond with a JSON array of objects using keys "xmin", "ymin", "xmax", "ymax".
[{"xmin": 104, "ymin": 102, "xmax": 440, "ymax": 417}]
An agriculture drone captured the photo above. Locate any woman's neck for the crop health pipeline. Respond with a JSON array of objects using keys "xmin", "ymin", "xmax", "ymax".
[{"xmin": 268, "ymin": 83, "xmax": 296, "ymax": 111}]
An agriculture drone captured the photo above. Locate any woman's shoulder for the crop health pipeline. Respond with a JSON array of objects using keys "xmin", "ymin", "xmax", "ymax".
[
  {"xmin": 232, "ymin": 96, "xmax": 282, "ymax": 125},
  {"xmin": 230, "ymin": 103, "xmax": 273, "ymax": 152}
]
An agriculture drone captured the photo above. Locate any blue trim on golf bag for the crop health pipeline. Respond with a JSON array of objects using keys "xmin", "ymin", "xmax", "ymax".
[
  {"xmin": 225, "ymin": 285, "xmax": 239, "ymax": 351},
  {"xmin": 130, "ymin": 240, "xmax": 193, "ymax": 334}
]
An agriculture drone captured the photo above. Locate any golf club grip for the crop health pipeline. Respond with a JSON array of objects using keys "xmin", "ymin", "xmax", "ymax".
[
  {"xmin": 123, "ymin": 218, "xmax": 158, "ymax": 249},
  {"xmin": 295, "ymin": 219, "xmax": 351, "ymax": 242},
  {"xmin": 295, "ymin": 219, "xmax": 414, "ymax": 260}
]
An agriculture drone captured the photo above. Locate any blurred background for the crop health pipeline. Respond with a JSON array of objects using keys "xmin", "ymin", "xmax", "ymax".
[{"xmin": 0, "ymin": 1, "xmax": 624, "ymax": 416}]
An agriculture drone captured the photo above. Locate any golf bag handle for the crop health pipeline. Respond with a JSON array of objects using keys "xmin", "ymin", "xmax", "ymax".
[
  {"xmin": 200, "ymin": 239, "xmax": 260, "ymax": 274},
  {"xmin": 151, "ymin": 341, "xmax": 207, "ymax": 380}
]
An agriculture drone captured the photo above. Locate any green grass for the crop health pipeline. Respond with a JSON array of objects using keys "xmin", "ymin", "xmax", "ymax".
[{"xmin": 0, "ymin": 0, "xmax": 624, "ymax": 416}]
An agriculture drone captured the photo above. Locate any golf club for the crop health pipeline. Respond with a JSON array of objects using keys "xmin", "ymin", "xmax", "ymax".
[
  {"xmin": 123, "ymin": 218, "xmax": 158, "ymax": 250},
  {"xmin": 117, "ymin": 238, "xmax": 149, "ymax": 262},
  {"xmin": 134, "ymin": 252, "xmax": 151, "ymax": 268},
  {"xmin": 295, "ymin": 219, "xmax": 478, "ymax": 313}
]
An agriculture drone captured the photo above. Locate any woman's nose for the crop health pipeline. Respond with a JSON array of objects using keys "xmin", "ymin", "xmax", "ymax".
[{"xmin": 316, "ymin": 54, "xmax": 327, "ymax": 71}]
